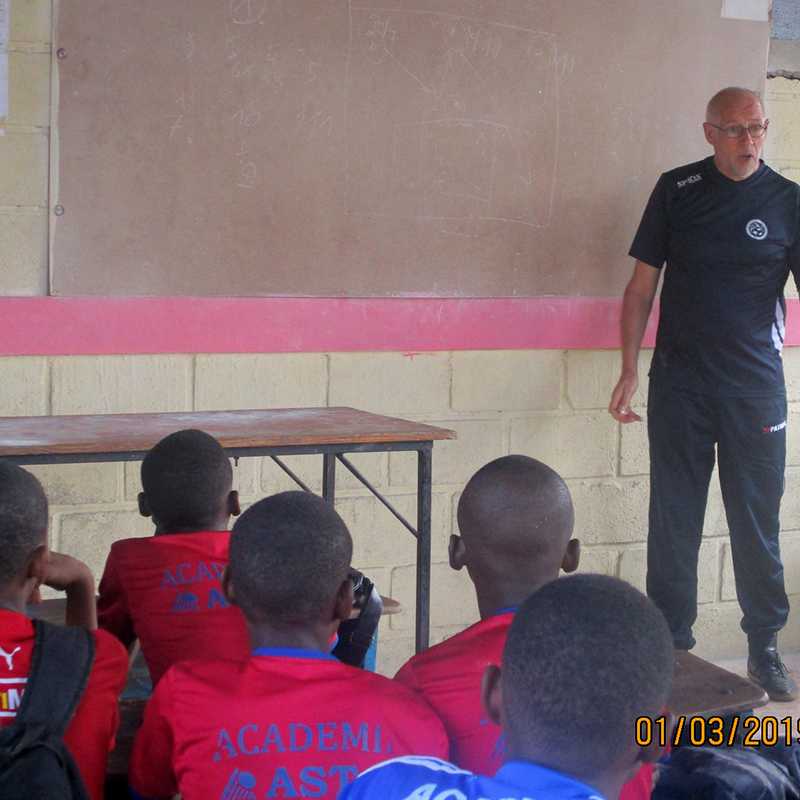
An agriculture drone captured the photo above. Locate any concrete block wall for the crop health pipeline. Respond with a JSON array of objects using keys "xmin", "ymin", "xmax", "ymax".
[
  {"xmin": 767, "ymin": 78, "xmax": 800, "ymax": 189},
  {"xmin": 6, "ymin": 348, "xmax": 800, "ymax": 672},
  {"xmin": 2, "ymin": 4, "xmax": 800, "ymax": 673},
  {"xmin": 2, "ymin": 0, "xmax": 50, "ymax": 295}
]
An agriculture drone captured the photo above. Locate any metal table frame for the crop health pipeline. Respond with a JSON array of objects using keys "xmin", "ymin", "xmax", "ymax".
[{"xmin": 8, "ymin": 438, "xmax": 435, "ymax": 652}]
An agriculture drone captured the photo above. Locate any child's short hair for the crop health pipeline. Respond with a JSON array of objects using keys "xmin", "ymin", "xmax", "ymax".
[
  {"xmin": 141, "ymin": 429, "xmax": 232, "ymax": 529},
  {"xmin": 0, "ymin": 461, "xmax": 48, "ymax": 583},
  {"xmin": 457, "ymin": 454, "xmax": 574, "ymax": 558},
  {"xmin": 229, "ymin": 491, "xmax": 352, "ymax": 625},
  {"xmin": 503, "ymin": 573, "xmax": 673, "ymax": 776}
]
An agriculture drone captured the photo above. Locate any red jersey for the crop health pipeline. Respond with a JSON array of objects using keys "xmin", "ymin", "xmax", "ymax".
[
  {"xmin": 129, "ymin": 648, "xmax": 449, "ymax": 800},
  {"xmin": 0, "ymin": 610, "xmax": 128, "ymax": 800},
  {"xmin": 395, "ymin": 611, "xmax": 655, "ymax": 800},
  {"xmin": 98, "ymin": 531, "xmax": 250, "ymax": 684}
]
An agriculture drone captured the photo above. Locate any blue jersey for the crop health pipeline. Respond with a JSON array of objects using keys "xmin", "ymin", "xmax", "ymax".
[{"xmin": 339, "ymin": 756, "xmax": 606, "ymax": 800}]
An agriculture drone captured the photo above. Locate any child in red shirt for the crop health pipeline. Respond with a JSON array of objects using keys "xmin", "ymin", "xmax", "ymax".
[
  {"xmin": 97, "ymin": 429, "xmax": 249, "ymax": 684},
  {"xmin": 0, "ymin": 461, "xmax": 128, "ymax": 800},
  {"xmin": 394, "ymin": 455, "xmax": 657, "ymax": 800},
  {"xmin": 129, "ymin": 490, "xmax": 448, "ymax": 800},
  {"xmin": 343, "ymin": 575, "xmax": 674, "ymax": 800}
]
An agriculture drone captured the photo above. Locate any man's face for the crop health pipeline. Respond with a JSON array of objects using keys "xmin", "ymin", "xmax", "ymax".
[{"xmin": 703, "ymin": 93, "xmax": 767, "ymax": 181}]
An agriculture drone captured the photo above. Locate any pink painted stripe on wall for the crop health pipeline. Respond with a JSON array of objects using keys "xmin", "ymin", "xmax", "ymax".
[{"xmin": 2, "ymin": 296, "xmax": 797, "ymax": 356}]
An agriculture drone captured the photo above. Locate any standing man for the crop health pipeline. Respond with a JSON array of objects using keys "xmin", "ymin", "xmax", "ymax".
[{"xmin": 609, "ymin": 87, "xmax": 799, "ymax": 701}]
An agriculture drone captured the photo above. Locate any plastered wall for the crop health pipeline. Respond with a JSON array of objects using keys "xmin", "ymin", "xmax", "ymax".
[{"xmin": 3, "ymin": 1, "xmax": 800, "ymax": 671}]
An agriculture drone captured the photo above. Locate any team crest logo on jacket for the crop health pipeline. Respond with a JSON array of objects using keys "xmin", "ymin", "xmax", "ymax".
[
  {"xmin": 746, "ymin": 219, "xmax": 768, "ymax": 240},
  {"xmin": 221, "ymin": 769, "xmax": 257, "ymax": 800}
]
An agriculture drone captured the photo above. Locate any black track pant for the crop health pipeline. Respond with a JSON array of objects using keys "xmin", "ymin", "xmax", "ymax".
[{"xmin": 646, "ymin": 381, "xmax": 789, "ymax": 650}]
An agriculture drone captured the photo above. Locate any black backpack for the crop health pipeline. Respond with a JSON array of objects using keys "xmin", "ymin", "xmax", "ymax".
[
  {"xmin": 0, "ymin": 619, "xmax": 95, "ymax": 800},
  {"xmin": 333, "ymin": 571, "xmax": 383, "ymax": 669}
]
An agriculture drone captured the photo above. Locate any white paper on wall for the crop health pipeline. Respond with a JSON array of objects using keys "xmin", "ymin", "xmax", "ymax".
[
  {"xmin": 0, "ymin": 0, "xmax": 8, "ymax": 133},
  {"xmin": 721, "ymin": 0, "xmax": 770, "ymax": 22}
]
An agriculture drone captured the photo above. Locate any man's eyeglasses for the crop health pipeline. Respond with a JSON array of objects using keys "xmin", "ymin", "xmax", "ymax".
[{"xmin": 707, "ymin": 121, "xmax": 769, "ymax": 140}]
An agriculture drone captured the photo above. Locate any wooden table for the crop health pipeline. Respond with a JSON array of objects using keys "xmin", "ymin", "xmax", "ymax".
[
  {"xmin": 1, "ymin": 407, "xmax": 455, "ymax": 651},
  {"xmin": 669, "ymin": 651, "xmax": 768, "ymax": 717}
]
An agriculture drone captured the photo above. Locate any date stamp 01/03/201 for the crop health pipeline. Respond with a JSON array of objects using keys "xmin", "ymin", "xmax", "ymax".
[{"xmin": 636, "ymin": 715, "xmax": 799, "ymax": 748}]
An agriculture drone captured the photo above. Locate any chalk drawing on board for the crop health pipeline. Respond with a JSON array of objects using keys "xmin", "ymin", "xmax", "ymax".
[
  {"xmin": 230, "ymin": 0, "xmax": 267, "ymax": 26},
  {"xmin": 344, "ymin": 8, "xmax": 558, "ymax": 229},
  {"xmin": 351, "ymin": 6, "xmax": 554, "ymax": 36}
]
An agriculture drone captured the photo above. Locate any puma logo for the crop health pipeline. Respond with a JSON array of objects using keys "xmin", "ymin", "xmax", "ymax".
[{"xmin": 0, "ymin": 646, "xmax": 21, "ymax": 671}]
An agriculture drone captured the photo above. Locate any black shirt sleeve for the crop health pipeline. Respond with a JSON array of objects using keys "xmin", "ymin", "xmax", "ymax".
[{"xmin": 629, "ymin": 173, "xmax": 669, "ymax": 269}]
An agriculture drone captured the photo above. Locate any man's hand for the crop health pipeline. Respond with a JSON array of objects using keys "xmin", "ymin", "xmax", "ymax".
[
  {"xmin": 610, "ymin": 261, "xmax": 659, "ymax": 424},
  {"xmin": 609, "ymin": 372, "xmax": 642, "ymax": 423}
]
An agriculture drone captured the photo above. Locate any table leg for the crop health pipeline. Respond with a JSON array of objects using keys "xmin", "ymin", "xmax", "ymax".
[
  {"xmin": 323, "ymin": 453, "xmax": 336, "ymax": 505},
  {"xmin": 416, "ymin": 446, "xmax": 432, "ymax": 652}
]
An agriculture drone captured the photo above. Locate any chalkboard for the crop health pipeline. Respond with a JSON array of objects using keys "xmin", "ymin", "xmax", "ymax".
[{"xmin": 52, "ymin": 1, "xmax": 769, "ymax": 296}]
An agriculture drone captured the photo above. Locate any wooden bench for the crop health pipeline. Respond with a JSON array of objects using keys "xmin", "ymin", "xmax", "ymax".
[
  {"xmin": 669, "ymin": 650, "xmax": 767, "ymax": 718},
  {"xmin": 28, "ymin": 595, "xmax": 402, "ymax": 626},
  {"xmin": 28, "ymin": 594, "xmax": 403, "ymax": 791},
  {"xmin": 29, "ymin": 600, "xmax": 767, "ymax": 790}
]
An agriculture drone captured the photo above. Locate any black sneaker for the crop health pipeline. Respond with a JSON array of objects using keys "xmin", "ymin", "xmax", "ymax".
[{"xmin": 747, "ymin": 643, "xmax": 798, "ymax": 702}]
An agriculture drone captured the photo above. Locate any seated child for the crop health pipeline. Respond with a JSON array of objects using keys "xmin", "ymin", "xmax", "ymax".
[
  {"xmin": 395, "ymin": 455, "xmax": 655, "ymax": 800},
  {"xmin": 342, "ymin": 574, "xmax": 674, "ymax": 800},
  {"xmin": 128, "ymin": 490, "xmax": 448, "ymax": 800},
  {"xmin": 0, "ymin": 461, "xmax": 128, "ymax": 800},
  {"xmin": 97, "ymin": 428, "xmax": 248, "ymax": 684}
]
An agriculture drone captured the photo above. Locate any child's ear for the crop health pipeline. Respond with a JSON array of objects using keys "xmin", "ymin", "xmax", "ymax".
[
  {"xmin": 561, "ymin": 538, "xmax": 580, "ymax": 574},
  {"xmin": 221, "ymin": 565, "xmax": 237, "ymax": 606},
  {"xmin": 227, "ymin": 490, "xmax": 241, "ymax": 518},
  {"xmin": 25, "ymin": 543, "xmax": 49, "ymax": 601},
  {"xmin": 137, "ymin": 492, "xmax": 152, "ymax": 519},
  {"xmin": 449, "ymin": 535, "xmax": 467, "ymax": 571},
  {"xmin": 636, "ymin": 712, "xmax": 673, "ymax": 766},
  {"xmin": 480, "ymin": 664, "xmax": 503, "ymax": 727},
  {"xmin": 333, "ymin": 577, "xmax": 354, "ymax": 623}
]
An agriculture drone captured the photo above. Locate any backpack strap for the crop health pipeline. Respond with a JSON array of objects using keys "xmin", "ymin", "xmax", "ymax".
[{"xmin": 14, "ymin": 620, "xmax": 95, "ymax": 737}]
